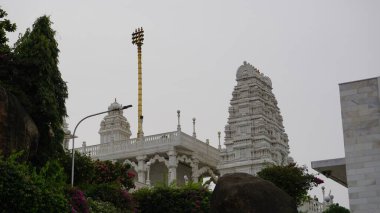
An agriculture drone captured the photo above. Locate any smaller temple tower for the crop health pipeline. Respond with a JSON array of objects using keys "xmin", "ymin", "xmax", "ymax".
[{"xmin": 99, "ymin": 100, "xmax": 132, "ymax": 144}]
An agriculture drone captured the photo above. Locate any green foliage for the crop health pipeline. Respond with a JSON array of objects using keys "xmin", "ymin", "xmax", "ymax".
[
  {"xmin": 0, "ymin": 7, "xmax": 16, "ymax": 54},
  {"xmin": 11, "ymin": 15, "xmax": 68, "ymax": 167},
  {"xmin": 88, "ymin": 199, "xmax": 120, "ymax": 213},
  {"xmin": 93, "ymin": 159, "xmax": 135, "ymax": 189},
  {"xmin": 323, "ymin": 204, "xmax": 350, "ymax": 213},
  {"xmin": 257, "ymin": 163, "xmax": 323, "ymax": 206},
  {"xmin": 59, "ymin": 151, "xmax": 95, "ymax": 185},
  {"xmin": 85, "ymin": 183, "xmax": 133, "ymax": 212},
  {"xmin": 57, "ymin": 151, "xmax": 136, "ymax": 211},
  {"xmin": 58, "ymin": 151, "xmax": 135, "ymax": 190},
  {"xmin": 132, "ymin": 182, "xmax": 211, "ymax": 213},
  {"xmin": 0, "ymin": 153, "xmax": 69, "ymax": 212}
]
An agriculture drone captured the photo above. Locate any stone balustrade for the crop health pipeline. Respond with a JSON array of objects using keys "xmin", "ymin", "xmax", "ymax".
[{"xmin": 75, "ymin": 130, "xmax": 220, "ymax": 166}]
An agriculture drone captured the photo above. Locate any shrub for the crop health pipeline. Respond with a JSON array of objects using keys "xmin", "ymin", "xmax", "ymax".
[
  {"xmin": 88, "ymin": 199, "xmax": 119, "ymax": 213},
  {"xmin": 59, "ymin": 152, "xmax": 134, "ymax": 190},
  {"xmin": 85, "ymin": 183, "xmax": 133, "ymax": 212},
  {"xmin": 59, "ymin": 151, "xmax": 95, "ymax": 186},
  {"xmin": 323, "ymin": 204, "xmax": 350, "ymax": 213},
  {"xmin": 0, "ymin": 153, "xmax": 69, "ymax": 212},
  {"xmin": 257, "ymin": 163, "xmax": 323, "ymax": 206},
  {"xmin": 132, "ymin": 182, "xmax": 211, "ymax": 213},
  {"xmin": 93, "ymin": 160, "xmax": 134, "ymax": 190},
  {"xmin": 67, "ymin": 187, "xmax": 89, "ymax": 213}
]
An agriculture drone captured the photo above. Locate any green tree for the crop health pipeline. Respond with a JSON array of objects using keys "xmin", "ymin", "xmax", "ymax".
[
  {"xmin": 58, "ymin": 151, "xmax": 95, "ymax": 186},
  {"xmin": 0, "ymin": 7, "xmax": 16, "ymax": 54},
  {"xmin": 0, "ymin": 153, "xmax": 69, "ymax": 212},
  {"xmin": 13, "ymin": 15, "xmax": 68, "ymax": 167},
  {"xmin": 323, "ymin": 204, "xmax": 350, "ymax": 213},
  {"xmin": 257, "ymin": 163, "xmax": 323, "ymax": 206}
]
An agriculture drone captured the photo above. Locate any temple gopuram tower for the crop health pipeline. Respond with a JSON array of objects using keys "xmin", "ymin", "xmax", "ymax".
[
  {"xmin": 99, "ymin": 100, "xmax": 132, "ymax": 144},
  {"xmin": 218, "ymin": 61, "xmax": 292, "ymax": 176}
]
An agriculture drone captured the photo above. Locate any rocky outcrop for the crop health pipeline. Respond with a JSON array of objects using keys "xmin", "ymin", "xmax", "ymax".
[
  {"xmin": 0, "ymin": 86, "xmax": 38, "ymax": 159},
  {"xmin": 210, "ymin": 173, "xmax": 297, "ymax": 213}
]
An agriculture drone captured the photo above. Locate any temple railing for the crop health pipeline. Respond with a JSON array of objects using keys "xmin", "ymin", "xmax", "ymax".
[
  {"xmin": 75, "ymin": 131, "xmax": 220, "ymax": 166},
  {"xmin": 297, "ymin": 199, "xmax": 326, "ymax": 213},
  {"xmin": 76, "ymin": 131, "xmax": 179, "ymax": 157},
  {"xmin": 179, "ymin": 133, "xmax": 220, "ymax": 165}
]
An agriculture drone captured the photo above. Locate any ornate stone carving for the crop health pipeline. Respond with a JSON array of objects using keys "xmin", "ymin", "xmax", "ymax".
[
  {"xmin": 218, "ymin": 62, "xmax": 291, "ymax": 176},
  {"xmin": 99, "ymin": 100, "xmax": 132, "ymax": 144},
  {"xmin": 148, "ymin": 154, "xmax": 169, "ymax": 167}
]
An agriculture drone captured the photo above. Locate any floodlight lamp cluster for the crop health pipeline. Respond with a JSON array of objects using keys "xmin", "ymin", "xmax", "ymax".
[{"xmin": 132, "ymin": 27, "xmax": 144, "ymax": 46}]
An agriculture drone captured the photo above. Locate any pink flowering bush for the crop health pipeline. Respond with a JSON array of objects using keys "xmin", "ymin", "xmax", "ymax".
[
  {"xmin": 92, "ymin": 160, "xmax": 135, "ymax": 190},
  {"xmin": 85, "ymin": 183, "xmax": 134, "ymax": 212},
  {"xmin": 67, "ymin": 187, "xmax": 89, "ymax": 213}
]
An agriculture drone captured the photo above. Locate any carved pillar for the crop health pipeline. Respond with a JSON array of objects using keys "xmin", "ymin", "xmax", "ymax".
[
  {"xmin": 167, "ymin": 150, "xmax": 177, "ymax": 185},
  {"xmin": 146, "ymin": 161, "xmax": 151, "ymax": 186},
  {"xmin": 136, "ymin": 155, "xmax": 147, "ymax": 183},
  {"xmin": 191, "ymin": 156, "xmax": 199, "ymax": 182}
]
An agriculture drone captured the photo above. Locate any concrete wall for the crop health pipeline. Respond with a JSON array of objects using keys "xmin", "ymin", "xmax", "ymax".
[{"xmin": 340, "ymin": 77, "xmax": 380, "ymax": 213}]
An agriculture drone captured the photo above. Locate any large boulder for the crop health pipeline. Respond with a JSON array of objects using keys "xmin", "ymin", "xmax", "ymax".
[
  {"xmin": 0, "ymin": 86, "xmax": 38, "ymax": 159},
  {"xmin": 210, "ymin": 173, "xmax": 297, "ymax": 213}
]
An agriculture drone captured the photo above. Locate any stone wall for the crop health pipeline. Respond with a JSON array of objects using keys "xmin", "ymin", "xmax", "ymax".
[{"xmin": 339, "ymin": 77, "xmax": 380, "ymax": 212}]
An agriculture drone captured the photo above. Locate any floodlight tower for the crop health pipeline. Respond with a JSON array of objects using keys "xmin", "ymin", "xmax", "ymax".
[{"xmin": 132, "ymin": 27, "xmax": 144, "ymax": 139}]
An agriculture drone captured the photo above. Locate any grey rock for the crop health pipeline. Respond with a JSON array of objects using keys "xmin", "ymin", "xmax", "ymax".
[
  {"xmin": 0, "ymin": 86, "xmax": 38, "ymax": 159},
  {"xmin": 210, "ymin": 173, "xmax": 297, "ymax": 213}
]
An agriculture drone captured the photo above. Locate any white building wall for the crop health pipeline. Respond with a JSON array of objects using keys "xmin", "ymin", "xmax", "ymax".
[{"xmin": 340, "ymin": 77, "xmax": 380, "ymax": 213}]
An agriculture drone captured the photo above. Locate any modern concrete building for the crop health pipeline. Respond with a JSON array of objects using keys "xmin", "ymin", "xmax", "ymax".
[{"xmin": 312, "ymin": 76, "xmax": 380, "ymax": 213}]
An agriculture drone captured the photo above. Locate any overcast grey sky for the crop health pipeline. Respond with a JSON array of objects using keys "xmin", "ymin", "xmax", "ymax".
[{"xmin": 4, "ymin": 0, "xmax": 380, "ymax": 208}]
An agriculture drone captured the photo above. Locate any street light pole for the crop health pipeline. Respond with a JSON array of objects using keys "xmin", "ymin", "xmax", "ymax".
[{"xmin": 71, "ymin": 105, "xmax": 132, "ymax": 187}]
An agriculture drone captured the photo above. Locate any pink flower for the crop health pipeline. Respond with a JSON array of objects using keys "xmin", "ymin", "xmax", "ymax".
[
  {"xmin": 127, "ymin": 171, "xmax": 135, "ymax": 178},
  {"xmin": 313, "ymin": 177, "xmax": 324, "ymax": 185}
]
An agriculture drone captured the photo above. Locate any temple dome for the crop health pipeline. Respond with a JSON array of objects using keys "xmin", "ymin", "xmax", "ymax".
[
  {"xmin": 108, "ymin": 99, "xmax": 122, "ymax": 111},
  {"xmin": 236, "ymin": 61, "xmax": 272, "ymax": 87}
]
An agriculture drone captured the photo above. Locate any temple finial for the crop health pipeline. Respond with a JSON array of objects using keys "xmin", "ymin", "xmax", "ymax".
[
  {"xmin": 177, "ymin": 110, "xmax": 181, "ymax": 131},
  {"xmin": 218, "ymin": 131, "xmax": 221, "ymax": 150},
  {"xmin": 192, "ymin": 118, "xmax": 196, "ymax": 138}
]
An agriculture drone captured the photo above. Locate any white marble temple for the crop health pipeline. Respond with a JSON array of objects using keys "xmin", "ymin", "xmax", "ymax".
[{"xmin": 218, "ymin": 61, "xmax": 292, "ymax": 176}]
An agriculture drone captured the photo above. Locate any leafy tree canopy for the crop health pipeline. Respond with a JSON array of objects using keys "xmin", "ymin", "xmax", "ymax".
[
  {"xmin": 11, "ymin": 15, "xmax": 68, "ymax": 167},
  {"xmin": 0, "ymin": 7, "xmax": 16, "ymax": 54},
  {"xmin": 323, "ymin": 204, "xmax": 350, "ymax": 213},
  {"xmin": 0, "ymin": 153, "xmax": 69, "ymax": 212},
  {"xmin": 257, "ymin": 163, "xmax": 323, "ymax": 206}
]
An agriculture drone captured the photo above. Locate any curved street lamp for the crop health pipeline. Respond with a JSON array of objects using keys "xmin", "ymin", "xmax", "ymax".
[{"xmin": 71, "ymin": 104, "xmax": 133, "ymax": 187}]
